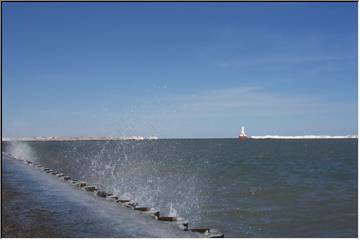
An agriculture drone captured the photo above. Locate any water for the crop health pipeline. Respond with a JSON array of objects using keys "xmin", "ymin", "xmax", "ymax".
[
  {"xmin": 3, "ymin": 139, "xmax": 357, "ymax": 237},
  {"xmin": 2, "ymin": 156, "xmax": 199, "ymax": 238}
]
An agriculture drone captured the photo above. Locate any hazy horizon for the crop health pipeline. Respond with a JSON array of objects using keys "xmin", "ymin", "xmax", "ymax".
[{"xmin": 2, "ymin": 134, "xmax": 358, "ymax": 140}]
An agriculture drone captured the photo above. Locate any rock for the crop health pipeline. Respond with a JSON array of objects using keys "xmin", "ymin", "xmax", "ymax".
[
  {"xmin": 84, "ymin": 186, "xmax": 96, "ymax": 192},
  {"xmin": 51, "ymin": 171, "xmax": 58, "ymax": 175},
  {"xmin": 175, "ymin": 218, "xmax": 189, "ymax": 231},
  {"xmin": 123, "ymin": 201, "xmax": 138, "ymax": 209},
  {"xmin": 190, "ymin": 228, "xmax": 209, "ymax": 234},
  {"xmin": 75, "ymin": 182, "xmax": 86, "ymax": 187},
  {"xmin": 96, "ymin": 191, "xmax": 107, "ymax": 198},
  {"xmin": 134, "ymin": 207, "xmax": 151, "ymax": 212},
  {"xmin": 44, "ymin": 168, "xmax": 50, "ymax": 171},
  {"xmin": 71, "ymin": 180, "xmax": 79, "ymax": 184},
  {"xmin": 142, "ymin": 209, "xmax": 160, "ymax": 219},
  {"xmin": 177, "ymin": 223, "xmax": 189, "ymax": 231},
  {"xmin": 117, "ymin": 199, "xmax": 130, "ymax": 203},
  {"xmin": 205, "ymin": 229, "xmax": 224, "ymax": 238},
  {"xmin": 63, "ymin": 176, "xmax": 71, "ymax": 180},
  {"xmin": 56, "ymin": 173, "xmax": 64, "ymax": 177},
  {"xmin": 158, "ymin": 216, "xmax": 177, "ymax": 222}
]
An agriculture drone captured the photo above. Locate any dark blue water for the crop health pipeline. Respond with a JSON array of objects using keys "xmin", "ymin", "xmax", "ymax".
[{"xmin": 4, "ymin": 139, "xmax": 358, "ymax": 237}]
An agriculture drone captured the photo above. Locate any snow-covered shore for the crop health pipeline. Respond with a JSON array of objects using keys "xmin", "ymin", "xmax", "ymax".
[
  {"xmin": 2, "ymin": 135, "xmax": 358, "ymax": 141},
  {"xmin": 2, "ymin": 136, "xmax": 159, "ymax": 141},
  {"xmin": 250, "ymin": 135, "xmax": 358, "ymax": 139}
]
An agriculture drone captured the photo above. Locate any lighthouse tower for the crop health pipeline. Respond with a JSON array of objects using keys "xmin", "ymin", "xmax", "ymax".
[{"xmin": 239, "ymin": 126, "xmax": 248, "ymax": 140}]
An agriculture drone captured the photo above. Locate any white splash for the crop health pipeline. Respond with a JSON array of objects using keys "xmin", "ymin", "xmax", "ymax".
[
  {"xmin": 6, "ymin": 141, "xmax": 37, "ymax": 161},
  {"xmin": 169, "ymin": 202, "xmax": 178, "ymax": 217}
]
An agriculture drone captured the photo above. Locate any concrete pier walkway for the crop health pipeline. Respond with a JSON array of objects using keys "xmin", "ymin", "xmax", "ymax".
[{"xmin": 1, "ymin": 154, "xmax": 199, "ymax": 237}]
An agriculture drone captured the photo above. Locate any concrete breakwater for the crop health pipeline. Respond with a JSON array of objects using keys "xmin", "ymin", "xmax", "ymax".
[{"xmin": 4, "ymin": 153, "xmax": 224, "ymax": 238}]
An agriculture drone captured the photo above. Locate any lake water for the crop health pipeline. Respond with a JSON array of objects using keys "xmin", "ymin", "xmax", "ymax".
[{"xmin": 3, "ymin": 139, "xmax": 358, "ymax": 237}]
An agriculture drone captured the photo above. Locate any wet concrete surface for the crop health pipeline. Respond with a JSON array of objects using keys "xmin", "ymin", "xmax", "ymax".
[{"xmin": 1, "ymin": 154, "xmax": 200, "ymax": 237}]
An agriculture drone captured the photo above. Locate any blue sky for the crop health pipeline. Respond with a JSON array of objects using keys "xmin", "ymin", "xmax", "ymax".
[{"xmin": 3, "ymin": 2, "xmax": 358, "ymax": 138}]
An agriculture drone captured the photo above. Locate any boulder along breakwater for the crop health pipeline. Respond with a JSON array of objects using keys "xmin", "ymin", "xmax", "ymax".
[{"xmin": 2, "ymin": 151, "xmax": 224, "ymax": 238}]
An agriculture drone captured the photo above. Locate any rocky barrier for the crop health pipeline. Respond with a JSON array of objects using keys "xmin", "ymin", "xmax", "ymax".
[{"xmin": 5, "ymin": 153, "xmax": 224, "ymax": 238}]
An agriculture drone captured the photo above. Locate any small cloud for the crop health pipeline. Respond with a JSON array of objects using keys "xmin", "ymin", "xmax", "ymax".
[
  {"xmin": 217, "ymin": 55, "xmax": 348, "ymax": 70},
  {"xmin": 153, "ymin": 84, "xmax": 168, "ymax": 89}
]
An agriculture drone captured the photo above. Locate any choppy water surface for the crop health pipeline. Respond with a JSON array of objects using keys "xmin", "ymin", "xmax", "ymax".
[{"xmin": 3, "ymin": 139, "xmax": 357, "ymax": 237}]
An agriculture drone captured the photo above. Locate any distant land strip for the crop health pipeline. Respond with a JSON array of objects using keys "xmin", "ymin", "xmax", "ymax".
[
  {"xmin": 2, "ymin": 135, "xmax": 358, "ymax": 141},
  {"xmin": 2, "ymin": 136, "xmax": 159, "ymax": 141},
  {"xmin": 251, "ymin": 135, "xmax": 358, "ymax": 139}
]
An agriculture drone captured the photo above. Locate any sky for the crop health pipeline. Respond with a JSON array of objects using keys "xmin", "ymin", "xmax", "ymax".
[{"xmin": 2, "ymin": 2, "xmax": 358, "ymax": 138}]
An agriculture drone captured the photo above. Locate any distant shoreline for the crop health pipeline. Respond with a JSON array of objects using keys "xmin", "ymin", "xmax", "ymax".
[
  {"xmin": 2, "ymin": 136, "xmax": 159, "ymax": 141},
  {"xmin": 250, "ymin": 135, "xmax": 358, "ymax": 139},
  {"xmin": 2, "ymin": 135, "xmax": 358, "ymax": 142}
]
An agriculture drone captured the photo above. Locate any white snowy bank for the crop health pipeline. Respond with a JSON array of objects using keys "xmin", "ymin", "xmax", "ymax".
[
  {"xmin": 250, "ymin": 135, "xmax": 358, "ymax": 139},
  {"xmin": 2, "ymin": 136, "xmax": 159, "ymax": 141}
]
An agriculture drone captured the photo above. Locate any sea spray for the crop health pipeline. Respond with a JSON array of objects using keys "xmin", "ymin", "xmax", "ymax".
[
  {"xmin": 169, "ymin": 202, "xmax": 178, "ymax": 217},
  {"xmin": 2, "ymin": 140, "xmax": 208, "ymax": 228},
  {"xmin": 6, "ymin": 141, "xmax": 37, "ymax": 161}
]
